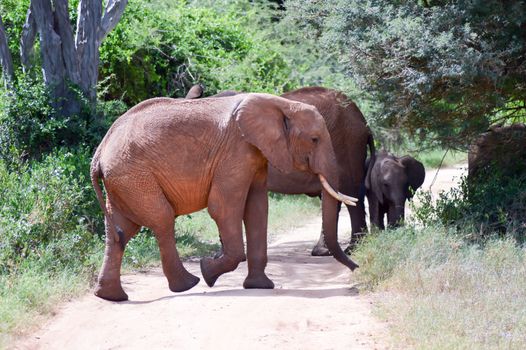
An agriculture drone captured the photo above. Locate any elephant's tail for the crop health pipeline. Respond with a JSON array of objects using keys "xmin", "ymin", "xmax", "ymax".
[
  {"xmin": 90, "ymin": 148, "xmax": 124, "ymax": 247},
  {"xmin": 365, "ymin": 129, "xmax": 376, "ymax": 190}
]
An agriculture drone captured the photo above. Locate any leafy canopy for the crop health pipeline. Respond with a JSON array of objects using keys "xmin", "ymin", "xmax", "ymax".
[{"xmin": 287, "ymin": 0, "xmax": 526, "ymax": 148}]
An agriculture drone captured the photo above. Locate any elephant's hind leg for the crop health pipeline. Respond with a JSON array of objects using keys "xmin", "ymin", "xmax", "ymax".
[
  {"xmin": 149, "ymin": 202, "xmax": 200, "ymax": 293},
  {"xmin": 95, "ymin": 208, "xmax": 140, "ymax": 301},
  {"xmin": 156, "ymin": 222, "xmax": 200, "ymax": 293}
]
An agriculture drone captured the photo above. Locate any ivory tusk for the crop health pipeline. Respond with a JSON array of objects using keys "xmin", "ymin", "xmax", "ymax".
[{"xmin": 318, "ymin": 175, "xmax": 359, "ymax": 206}]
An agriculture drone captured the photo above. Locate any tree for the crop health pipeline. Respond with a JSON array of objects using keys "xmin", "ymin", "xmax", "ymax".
[
  {"xmin": 0, "ymin": 15, "xmax": 14, "ymax": 84},
  {"xmin": 286, "ymin": 0, "xmax": 526, "ymax": 149},
  {"xmin": 0, "ymin": 0, "xmax": 127, "ymax": 116}
]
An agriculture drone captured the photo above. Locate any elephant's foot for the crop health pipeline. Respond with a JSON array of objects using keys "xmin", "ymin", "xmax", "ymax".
[
  {"xmin": 168, "ymin": 272, "xmax": 200, "ymax": 293},
  {"xmin": 243, "ymin": 273, "xmax": 274, "ymax": 289},
  {"xmin": 311, "ymin": 243, "xmax": 332, "ymax": 256},
  {"xmin": 200, "ymin": 257, "xmax": 223, "ymax": 287},
  {"xmin": 94, "ymin": 280, "xmax": 128, "ymax": 302},
  {"xmin": 200, "ymin": 254, "xmax": 244, "ymax": 287}
]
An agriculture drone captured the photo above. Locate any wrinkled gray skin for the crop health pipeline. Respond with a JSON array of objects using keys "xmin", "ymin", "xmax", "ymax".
[{"xmin": 365, "ymin": 150, "xmax": 425, "ymax": 229}]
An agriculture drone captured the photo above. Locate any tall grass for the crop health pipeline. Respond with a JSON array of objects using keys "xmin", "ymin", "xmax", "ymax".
[{"xmin": 353, "ymin": 226, "xmax": 526, "ymax": 349}]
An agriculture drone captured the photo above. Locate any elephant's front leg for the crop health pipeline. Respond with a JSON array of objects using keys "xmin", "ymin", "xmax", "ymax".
[
  {"xmin": 368, "ymin": 194, "xmax": 385, "ymax": 230},
  {"xmin": 200, "ymin": 181, "xmax": 248, "ymax": 287},
  {"xmin": 243, "ymin": 170, "xmax": 274, "ymax": 289}
]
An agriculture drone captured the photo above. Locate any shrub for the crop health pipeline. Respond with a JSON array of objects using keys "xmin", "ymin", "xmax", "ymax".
[
  {"xmin": 0, "ymin": 75, "xmax": 130, "ymax": 162},
  {"xmin": 412, "ymin": 168, "xmax": 526, "ymax": 241},
  {"xmin": 0, "ymin": 148, "xmax": 103, "ymax": 275},
  {"xmin": 99, "ymin": 0, "xmax": 296, "ymax": 105}
]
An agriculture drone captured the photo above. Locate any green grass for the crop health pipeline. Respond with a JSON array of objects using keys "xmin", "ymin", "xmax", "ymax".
[
  {"xmin": 353, "ymin": 226, "xmax": 526, "ymax": 349},
  {"xmin": 0, "ymin": 268, "xmax": 93, "ymax": 347},
  {"xmin": 416, "ymin": 149, "xmax": 467, "ymax": 169}
]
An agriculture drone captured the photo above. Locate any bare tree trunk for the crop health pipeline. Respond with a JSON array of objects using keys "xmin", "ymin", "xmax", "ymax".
[
  {"xmin": 24, "ymin": 0, "xmax": 128, "ymax": 116},
  {"xmin": 54, "ymin": 0, "xmax": 80, "ymax": 85},
  {"xmin": 20, "ymin": 7, "xmax": 37, "ymax": 74},
  {"xmin": 31, "ymin": 0, "xmax": 79, "ymax": 115},
  {"xmin": 0, "ymin": 15, "xmax": 14, "ymax": 83},
  {"xmin": 76, "ymin": 0, "xmax": 103, "ymax": 105},
  {"xmin": 1, "ymin": 0, "xmax": 130, "ymax": 115}
]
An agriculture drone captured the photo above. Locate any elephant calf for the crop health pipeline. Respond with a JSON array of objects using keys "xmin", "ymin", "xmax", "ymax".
[
  {"xmin": 365, "ymin": 150, "xmax": 425, "ymax": 229},
  {"xmin": 91, "ymin": 93, "xmax": 358, "ymax": 301}
]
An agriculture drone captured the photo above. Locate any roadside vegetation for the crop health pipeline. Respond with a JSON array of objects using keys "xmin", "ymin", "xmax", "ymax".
[
  {"xmin": 352, "ymin": 161, "xmax": 526, "ymax": 348},
  {"xmin": 1, "ymin": 0, "xmax": 525, "ymax": 349},
  {"xmin": 354, "ymin": 225, "xmax": 526, "ymax": 349}
]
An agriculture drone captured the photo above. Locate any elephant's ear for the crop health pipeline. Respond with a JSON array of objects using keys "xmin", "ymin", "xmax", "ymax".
[
  {"xmin": 235, "ymin": 94, "xmax": 294, "ymax": 174},
  {"xmin": 400, "ymin": 156, "xmax": 426, "ymax": 199},
  {"xmin": 185, "ymin": 84, "xmax": 204, "ymax": 99}
]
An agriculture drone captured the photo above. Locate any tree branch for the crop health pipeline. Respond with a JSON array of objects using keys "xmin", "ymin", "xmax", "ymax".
[
  {"xmin": 20, "ymin": 6, "xmax": 37, "ymax": 74},
  {"xmin": 98, "ymin": 0, "xmax": 128, "ymax": 44},
  {"xmin": 0, "ymin": 14, "xmax": 14, "ymax": 82}
]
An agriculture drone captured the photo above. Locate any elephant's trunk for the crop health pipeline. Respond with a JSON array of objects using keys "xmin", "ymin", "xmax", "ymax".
[
  {"xmin": 311, "ymin": 137, "xmax": 359, "ymax": 270},
  {"xmin": 321, "ymin": 188, "xmax": 359, "ymax": 271},
  {"xmin": 388, "ymin": 204, "xmax": 405, "ymax": 227}
]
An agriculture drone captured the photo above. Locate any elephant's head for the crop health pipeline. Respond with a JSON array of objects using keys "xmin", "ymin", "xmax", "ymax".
[
  {"xmin": 369, "ymin": 151, "xmax": 425, "ymax": 226},
  {"xmin": 234, "ymin": 93, "xmax": 359, "ymax": 270}
]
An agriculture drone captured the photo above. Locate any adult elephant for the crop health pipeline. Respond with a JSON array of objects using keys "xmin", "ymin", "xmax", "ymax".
[
  {"xmin": 91, "ymin": 93, "xmax": 358, "ymax": 301},
  {"xmin": 275, "ymin": 87, "xmax": 375, "ymax": 255},
  {"xmin": 199, "ymin": 87, "xmax": 375, "ymax": 255},
  {"xmin": 365, "ymin": 150, "xmax": 425, "ymax": 229}
]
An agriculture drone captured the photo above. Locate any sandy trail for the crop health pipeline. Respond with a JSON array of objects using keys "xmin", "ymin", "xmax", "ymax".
[
  {"xmin": 421, "ymin": 163, "xmax": 467, "ymax": 197},
  {"xmin": 15, "ymin": 212, "xmax": 388, "ymax": 350},
  {"xmin": 15, "ymin": 164, "xmax": 466, "ymax": 350}
]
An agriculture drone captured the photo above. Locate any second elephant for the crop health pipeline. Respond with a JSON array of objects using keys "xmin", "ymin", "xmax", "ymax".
[{"xmin": 366, "ymin": 150, "xmax": 425, "ymax": 229}]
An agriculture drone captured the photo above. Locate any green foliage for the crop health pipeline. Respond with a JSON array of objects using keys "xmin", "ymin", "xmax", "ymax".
[
  {"xmin": 412, "ymin": 168, "xmax": 526, "ymax": 240},
  {"xmin": 0, "ymin": 148, "xmax": 104, "ymax": 275},
  {"xmin": 414, "ymin": 149, "xmax": 466, "ymax": 169},
  {"xmin": 99, "ymin": 0, "xmax": 296, "ymax": 105},
  {"xmin": 0, "ymin": 0, "xmax": 31, "ymax": 68},
  {"xmin": 354, "ymin": 226, "xmax": 526, "ymax": 349},
  {"xmin": 287, "ymin": 0, "xmax": 526, "ymax": 148},
  {"xmin": 0, "ymin": 76, "xmax": 54, "ymax": 161},
  {"xmin": 0, "ymin": 74, "xmax": 129, "ymax": 162}
]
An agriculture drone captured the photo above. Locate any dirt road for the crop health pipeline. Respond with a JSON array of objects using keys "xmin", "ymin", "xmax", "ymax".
[
  {"xmin": 15, "ymin": 164, "xmax": 466, "ymax": 350},
  {"xmin": 16, "ymin": 214, "xmax": 389, "ymax": 350}
]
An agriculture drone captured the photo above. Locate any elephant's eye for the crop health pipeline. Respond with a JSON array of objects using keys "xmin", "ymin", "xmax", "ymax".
[{"xmin": 311, "ymin": 137, "xmax": 319, "ymax": 144}]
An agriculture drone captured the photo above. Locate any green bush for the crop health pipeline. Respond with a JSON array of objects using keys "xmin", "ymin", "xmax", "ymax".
[
  {"xmin": 99, "ymin": 0, "xmax": 296, "ymax": 105},
  {"xmin": 0, "ymin": 75, "xmax": 131, "ymax": 162},
  {"xmin": 412, "ymin": 168, "xmax": 526, "ymax": 241},
  {"xmin": 0, "ymin": 148, "xmax": 103, "ymax": 275}
]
